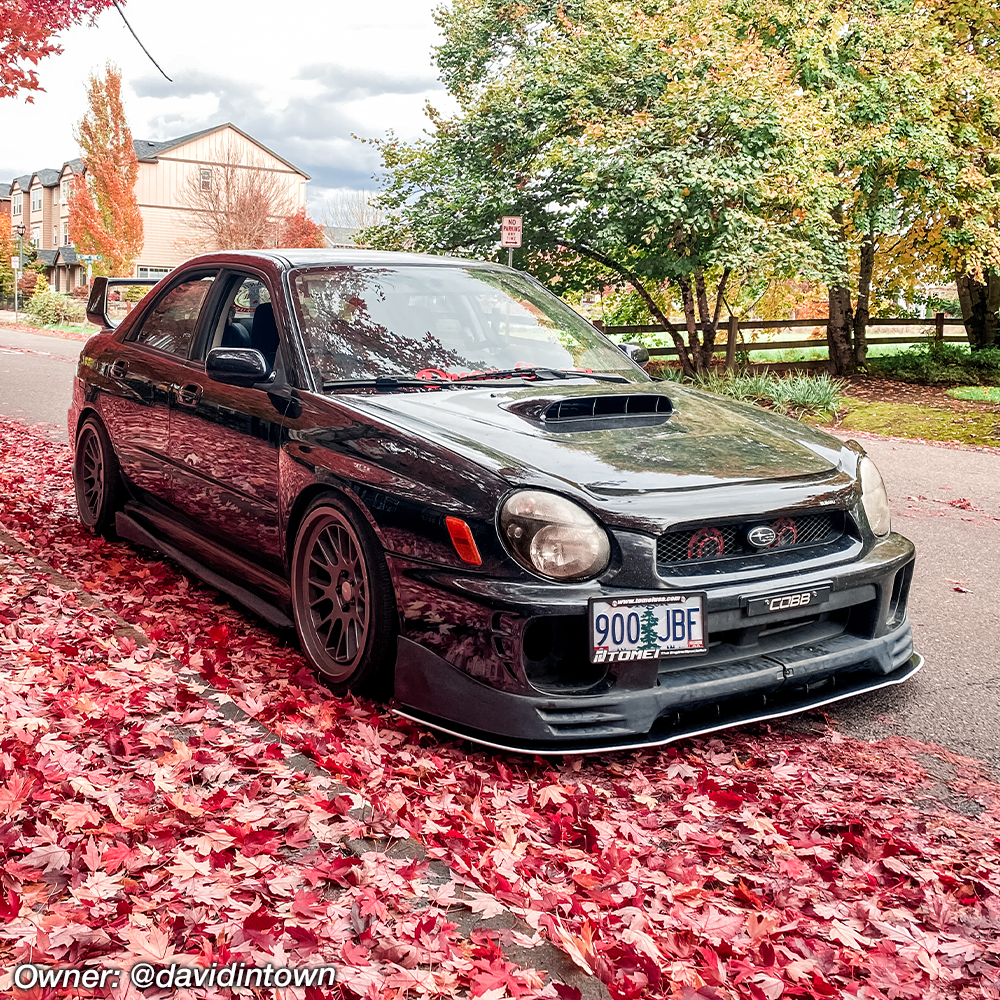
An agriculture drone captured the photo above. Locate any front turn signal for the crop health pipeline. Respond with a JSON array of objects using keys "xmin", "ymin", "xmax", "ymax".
[{"xmin": 446, "ymin": 516, "xmax": 482, "ymax": 565}]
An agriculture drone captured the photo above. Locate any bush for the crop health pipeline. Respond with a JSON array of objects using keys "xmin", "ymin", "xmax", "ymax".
[
  {"xmin": 689, "ymin": 371, "xmax": 845, "ymax": 417},
  {"xmin": 25, "ymin": 287, "xmax": 88, "ymax": 326},
  {"xmin": 867, "ymin": 341, "xmax": 1000, "ymax": 385}
]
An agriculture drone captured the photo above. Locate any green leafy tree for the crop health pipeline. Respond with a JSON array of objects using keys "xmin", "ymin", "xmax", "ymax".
[
  {"xmin": 753, "ymin": 0, "xmax": 1000, "ymax": 366},
  {"xmin": 362, "ymin": 0, "xmax": 840, "ymax": 376},
  {"xmin": 0, "ymin": 226, "xmax": 16, "ymax": 302},
  {"xmin": 15, "ymin": 244, "xmax": 47, "ymax": 301}
]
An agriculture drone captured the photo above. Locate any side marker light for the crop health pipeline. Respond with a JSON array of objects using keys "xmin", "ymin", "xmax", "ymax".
[{"xmin": 446, "ymin": 516, "xmax": 482, "ymax": 565}]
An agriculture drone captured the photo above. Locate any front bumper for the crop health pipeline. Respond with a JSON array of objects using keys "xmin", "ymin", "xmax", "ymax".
[
  {"xmin": 393, "ymin": 626, "xmax": 921, "ymax": 753},
  {"xmin": 391, "ymin": 531, "xmax": 920, "ymax": 752}
]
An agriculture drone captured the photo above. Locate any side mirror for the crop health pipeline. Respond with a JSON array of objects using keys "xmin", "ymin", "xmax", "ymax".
[
  {"xmin": 618, "ymin": 342, "xmax": 650, "ymax": 367},
  {"xmin": 206, "ymin": 347, "xmax": 275, "ymax": 388}
]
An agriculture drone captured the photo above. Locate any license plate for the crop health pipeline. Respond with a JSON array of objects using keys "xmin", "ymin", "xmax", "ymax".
[{"xmin": 589, "ymin": 593, "xmax": 707, "ymax": 663}]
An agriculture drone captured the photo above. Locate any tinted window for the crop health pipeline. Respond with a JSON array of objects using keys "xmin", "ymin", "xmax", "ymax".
[{"xmin": 128, "ymin": 275, "xmax": 215, "ymax": 355}]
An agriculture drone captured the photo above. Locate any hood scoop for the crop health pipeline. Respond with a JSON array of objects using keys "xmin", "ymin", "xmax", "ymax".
[{"xmin": 508, "ymin": 393, "xmax": 674, "ymax": 433}]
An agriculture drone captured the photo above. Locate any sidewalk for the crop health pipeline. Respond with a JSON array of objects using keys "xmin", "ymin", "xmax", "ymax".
[{"xmin": 0, "ymin": 308, "xmax": 90, "ymax": 343}]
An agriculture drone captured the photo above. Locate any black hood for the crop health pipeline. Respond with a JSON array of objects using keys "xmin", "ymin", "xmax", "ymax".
[{"xmin": 347, "ymin": 381, "xmax": 843, "ymax": 496}]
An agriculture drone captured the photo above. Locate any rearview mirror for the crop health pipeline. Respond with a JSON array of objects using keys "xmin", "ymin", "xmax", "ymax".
[
  {"xmin": 618, "ymin": 342, "xmax": 650, "ymax": 367},
  {"xmin": 206, "ymin": 348, "xmax": 275, "ymax": 387}
]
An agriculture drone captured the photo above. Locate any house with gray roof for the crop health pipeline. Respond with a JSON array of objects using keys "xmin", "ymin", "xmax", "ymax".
[{"xmin": 8, "ymin": 123, "xmax": 309, "ymax": 290}]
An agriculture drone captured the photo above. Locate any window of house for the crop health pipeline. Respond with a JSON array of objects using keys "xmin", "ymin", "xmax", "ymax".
[
  {"xmin": 137, "ymin": 266, "xmax": 172, "ymax": 280},
  {"xmin": 200, "ymin": 168, "xmax": 212, "ymax": 192},
  {"xmin": 62, "ymin": 223, "xmax": 70, "ymax": 245},
  {"xmin": 31, "ymin": 190, "xmax": 42, "ymax": 212},
  {"xmin": 127, "ymin": 274, "xmax": 216, "ymax": 355},
  {"xmin": 31, "ymin": 227, "xmax": 41, "ymax": 247},
  {"xmin": 61, "ymin": 179, "xmax": 71, "ymax": 200},
  {"xmin": 12, "ymin": 194, "xmax": 21, "ymax": 216},
  {"xmin": 53, "ymin": 226, "xmax": 59, "ymax": 246}
]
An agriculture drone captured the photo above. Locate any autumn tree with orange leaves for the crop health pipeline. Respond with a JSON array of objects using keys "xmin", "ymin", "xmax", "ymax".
[
  {"xmin": 68, "ymin": 64, "xmax": 144, "ymax": 277},
  {"xmin": 279, "ymin": 208, "xmax": 326, "ymax": 249},
  {"xmin": 0, "ymin": 1, "xmax": 122, "ymax": 101}
]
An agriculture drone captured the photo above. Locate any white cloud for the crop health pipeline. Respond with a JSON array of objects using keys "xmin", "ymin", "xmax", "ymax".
[{"xmin": 2, "ymin": 0, "xmax": 454, "ymax": 198}]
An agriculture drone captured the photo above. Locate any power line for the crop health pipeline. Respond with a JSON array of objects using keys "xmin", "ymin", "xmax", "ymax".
[{"xmin": 112, "ymin": 1, "xmax": 172, "ymax": 82}]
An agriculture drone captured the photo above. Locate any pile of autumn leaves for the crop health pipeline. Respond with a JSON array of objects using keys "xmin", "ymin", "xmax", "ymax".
[{"xmin": 1, "ymin": 418, "xmax": 999, "ymax": 1000}]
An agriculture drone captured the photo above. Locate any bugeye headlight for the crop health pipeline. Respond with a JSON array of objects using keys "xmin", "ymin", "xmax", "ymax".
[
  {"xmin": 859, "ymin": 456, "xmax": 891, "ymax": 537},
  {"xmin": 499, "ymin": 490, "xmax": 611, "ymax": 581}
]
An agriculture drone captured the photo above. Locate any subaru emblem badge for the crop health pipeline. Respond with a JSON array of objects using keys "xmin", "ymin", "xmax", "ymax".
[{"xmin": 747, "ymin": 525, "xmax": 777, "ymax": 549}]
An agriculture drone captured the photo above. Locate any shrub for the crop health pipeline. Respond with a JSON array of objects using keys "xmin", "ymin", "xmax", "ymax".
[
  {"xmin": 688, "ymin": 371, "xmax": 845, "ymax": 417},
  {"xmin": 867, "ymin": 341, "xmax": 1000, "ymax": 385},
  {"xmin": 25, "ymin": 287, "xmax": 88, "ymax": 325}
]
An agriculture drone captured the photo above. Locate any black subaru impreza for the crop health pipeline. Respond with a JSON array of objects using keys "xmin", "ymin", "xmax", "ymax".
[{"xmin": 71, "ymin": 250, "xmax": 920, "ymax": 751}]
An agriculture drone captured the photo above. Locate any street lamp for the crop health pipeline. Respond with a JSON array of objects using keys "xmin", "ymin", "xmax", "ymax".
[{"xmin": 14, "ymin": 223, "xmax": 25, "ymax": 324}]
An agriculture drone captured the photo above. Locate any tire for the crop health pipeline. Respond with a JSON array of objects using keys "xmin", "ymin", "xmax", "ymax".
[
  {"xmin": 73, "ymin": 416, "xmax": 124, "ymax": 537},
  {"xmin": 290, "ymin": 496, "xmax": 398, "ymax": 697}
]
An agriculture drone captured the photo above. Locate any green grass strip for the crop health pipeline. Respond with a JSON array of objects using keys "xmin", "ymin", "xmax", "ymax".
[
  {"xmin": 945, "ymin": 385, "xmax": 1000, "ymax": 403},
  {"xmin": 829, "ymin": 397, "xmax": 1000, "ymax": 448}
]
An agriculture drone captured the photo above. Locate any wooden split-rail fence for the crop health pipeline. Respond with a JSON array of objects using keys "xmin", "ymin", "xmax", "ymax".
[{"xmin": 595, "ymin": 312, "xmax": 967, "ymax": 371}]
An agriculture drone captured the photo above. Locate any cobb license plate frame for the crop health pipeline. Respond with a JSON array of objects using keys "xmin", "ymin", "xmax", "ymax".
[{"xmin": 589, "ymin": 592, "xmax": 707, "ymax": 664}]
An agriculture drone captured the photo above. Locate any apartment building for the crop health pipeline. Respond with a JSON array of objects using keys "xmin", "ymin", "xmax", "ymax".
[{"xmin": 8, "ymin": 123, "xmax": 309, "ymax": 290}]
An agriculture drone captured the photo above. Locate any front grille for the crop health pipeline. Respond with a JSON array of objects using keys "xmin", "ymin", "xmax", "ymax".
[{"xmin": 657, "ymin": 512, "xmax": 843, "ymax": 565}]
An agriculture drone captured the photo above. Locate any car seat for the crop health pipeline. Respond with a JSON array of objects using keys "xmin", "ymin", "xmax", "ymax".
[
  {"xmin": 221, "ymin": 320, "xmax": 250, "ymax": 348},
  {"xmin": 250, "ymin": 303, "xmax": 280, "ymax": 371}
]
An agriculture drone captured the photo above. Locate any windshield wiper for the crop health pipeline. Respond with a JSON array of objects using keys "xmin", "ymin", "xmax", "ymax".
[
  {"xmin": 323, "ymin": 375, "xmax": 455, "ymax": 392},
  {"xmin": 452, "ymin": 367, "xmax": 628, "ymax": 383},
  {"xmin": 322, "ymin": 374, "xmax": 534, "ymax": 392},
  {"xmin": 322, "ymin": 368, "xmax": 630, "ymax": 392}
]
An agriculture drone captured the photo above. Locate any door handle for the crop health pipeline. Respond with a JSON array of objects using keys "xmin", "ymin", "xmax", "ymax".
[
  {"xmin": 110, "ymin": 359, "xmax": 128, "ymax": 378},
  {"xmin": 176, "ymin": 383, "xmax": 203, "ymax": 407}
]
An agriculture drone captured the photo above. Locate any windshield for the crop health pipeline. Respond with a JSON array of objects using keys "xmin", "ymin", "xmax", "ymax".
[{"xmin": 288, "ymin": 265, "xmax": 646, "ymax": 385}]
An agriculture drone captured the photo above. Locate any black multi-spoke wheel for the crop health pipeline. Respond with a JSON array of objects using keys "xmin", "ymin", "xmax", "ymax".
[
  {"xmin": 291, "ymin": 497, "xmax": 397, "ymax": 695},
  {"xmin": 73, "ymin": 416, "xmax": 123, "ymax": 537}
]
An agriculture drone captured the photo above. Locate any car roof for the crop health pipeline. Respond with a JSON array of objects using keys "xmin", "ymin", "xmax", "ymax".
[{"xmin": 181, "ymin": 248, "xmax": 503, "ymax": 271}]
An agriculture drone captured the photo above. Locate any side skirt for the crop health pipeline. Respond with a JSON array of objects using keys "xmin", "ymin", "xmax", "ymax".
[{"xmin": 116, "ymin": 508, "xmax": 294, "ymax": 630}]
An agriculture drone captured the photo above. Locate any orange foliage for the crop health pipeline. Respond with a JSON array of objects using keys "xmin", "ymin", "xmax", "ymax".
[
  {"xmin": 278, "ymin": 208, "xmax": 326, "ymax": 249},
  {"xmin": 67, "ymin": 64, "xmax": 144, "ymax": 277}
]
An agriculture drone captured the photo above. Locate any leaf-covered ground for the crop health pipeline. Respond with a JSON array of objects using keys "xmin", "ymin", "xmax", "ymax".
[{"xmin": 1, "ymin": 418, "xmax": 999, "ymax": 1000}]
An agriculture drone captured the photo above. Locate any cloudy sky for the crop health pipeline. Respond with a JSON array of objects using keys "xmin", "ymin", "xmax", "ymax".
[{"xmin": 1, "ymin": 0, "xmax": 455, "ymax": 214}]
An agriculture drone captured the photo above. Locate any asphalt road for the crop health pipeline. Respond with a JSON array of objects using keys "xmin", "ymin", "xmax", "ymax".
[
  {"xmin": 2, "ymin": 321, "xmax": 997, "ymax": 774},
  {"xmin": 827, "ymin": 430, "xmax": 1000, "ymax": 777},
  {"xmin": 0, "ymin": 323, "xmax": 83, "ymax": 441}
]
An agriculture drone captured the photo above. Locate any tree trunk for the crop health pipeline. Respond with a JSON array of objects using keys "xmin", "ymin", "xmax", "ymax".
[
  {"xmin": 826, "ymin": 200, "xmax": 855, "ymax": 377},
  {"xmin": 853, "ymin": 235, "xmax": 875, "ymax": 367},
  {"xmin": 827, "ymin": 285, "xmax": 855, "ymax": 376},
  {"xmin": 956, "ymin": 270, "xmax": 1000, "ymax": 350},
  {"xmin": 693, "ymin": 270, "xmax": 719, "ymax": 373},
  {"xmin": 678, "ymin": 278, "xmax": 704, "ymax": 375}
]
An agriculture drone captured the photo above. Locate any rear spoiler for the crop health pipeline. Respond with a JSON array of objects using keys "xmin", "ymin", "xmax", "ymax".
[{"xmin": 86, "ymin": 276, "xmax": 161, "ymax": 329}]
